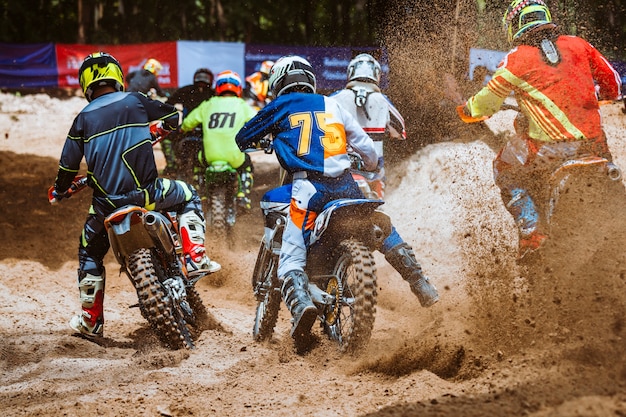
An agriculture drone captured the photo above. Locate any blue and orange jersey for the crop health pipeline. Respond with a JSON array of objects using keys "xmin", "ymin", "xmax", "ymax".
[
  {"xmin": 466, "ymin": 35, "xmax": 622, "ymax": 142},
  {"xmin": 236, "ymin": 92, "xmax": 378, "ymax": 177}
]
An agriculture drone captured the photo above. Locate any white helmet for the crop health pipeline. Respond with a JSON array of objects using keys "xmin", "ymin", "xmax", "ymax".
[
  {"xmin": 268, "ymin": 55, "xmax": 316, "ymax": 98},
  {"xmin": 347, "ymin": 53, "xmax": 381, "ymax": 85}
]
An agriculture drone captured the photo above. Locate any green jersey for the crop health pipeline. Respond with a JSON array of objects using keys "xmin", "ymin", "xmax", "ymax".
[{"xmin": 182, "ymin": 95, "xmax": 257, "ymax": 168}]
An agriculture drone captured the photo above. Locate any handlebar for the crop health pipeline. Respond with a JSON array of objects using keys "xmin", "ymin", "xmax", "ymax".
[
  {"xmin": 243, "ymin": 135, "xmax": 274, "ymax": 154},
  {"xmin": 348, "ymin": 152, "xmax": 382, "ymax": 180}
]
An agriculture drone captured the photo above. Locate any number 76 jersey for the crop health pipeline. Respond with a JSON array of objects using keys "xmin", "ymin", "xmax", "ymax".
[
  {"xmin": 236, "ymin": 92, "xmax": 379, "ymax": 177},
  {"xmin": 181, "ymin": 95, "xmax": 257, "ymax": 168}
]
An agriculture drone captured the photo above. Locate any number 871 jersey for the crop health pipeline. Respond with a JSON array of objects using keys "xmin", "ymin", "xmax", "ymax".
[
  {"xmin": 181, "ymin": 95, "xmax": 257, "ymax": 168},
  {"xmin": 236, "ymin": 92, "xmax": 379, "ymax": 177}
]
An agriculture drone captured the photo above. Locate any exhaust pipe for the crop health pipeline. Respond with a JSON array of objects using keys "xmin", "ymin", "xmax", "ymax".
[
  {"xmin": 607, "ymin": 162, "xmax": 622, "ymax": 181},
  {"xmin": 143, "ymin": 212, "xmax": 176, "ymax": 255}
]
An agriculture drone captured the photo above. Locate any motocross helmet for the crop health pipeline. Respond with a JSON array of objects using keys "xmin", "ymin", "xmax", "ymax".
[
  {"xmin": 143, "ymin": 58, "xmax": 163, "ymax": 75},
  {"xmin": 193, "ymin": 68, "xmax": 214, "ymax": 86},
  {"xmin": 347, "ymin": 53, "xmax": 381, "ymax": 85},
  {"xmin": 259, "ymin": 60, "xmax": 275, "ymax": 76},
  {"xmin": 268, "ymin": 55, "xmax": 316, "ymax": 98},
  {"xmin": 215, "ymin": 70, "xmax": 243, "ymax": 97},
  {"xmin": 78, "ymin": 52, "xmax": 125, "ymax": 102},
  {"xmin": 503, "ymin": 0, "xmax": 553, "ymax": 44}
]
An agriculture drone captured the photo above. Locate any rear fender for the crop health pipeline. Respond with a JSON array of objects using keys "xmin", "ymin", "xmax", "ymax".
[
  {"xmin": 550, "ymin": 156, "xmax": 616, "ymax": 184},
  {"xmin": 205, "ymin": 161, "xmax": 238, "ymax": 187},
  {"xmin": 309, "ymin": 199, "xmax": 390, "ymax": 249},
  {"xmin": 105, "ymin": 206, "xmax": 155, "ymax": 264}
]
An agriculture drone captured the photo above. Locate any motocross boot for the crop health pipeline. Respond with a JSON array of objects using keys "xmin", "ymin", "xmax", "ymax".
[
  {"xmin": 385, "ymin": 243, "xmax": 439, "ymax": 307},
  {"xmin": 179, "ymin": 211, "xmax": 221, "ymax": 277},
  {"xmin": 69, "ymin": 271, "xmax": 105, "ymax": 337},
  {"xmin": 505, "ymin": 188, "xmax": 547, "ymax": 259},
  {"xmin": 518, "ymin": 231, "xmax": 548, "ymax": 260},
  {"xmin": 281, "ymin": 270, "xmax": 318, "ymax": 339}
]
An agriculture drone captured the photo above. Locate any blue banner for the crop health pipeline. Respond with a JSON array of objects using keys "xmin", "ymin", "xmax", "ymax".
[
  {"xmin": 245, "ymin": 44, "xmax": 388, "ymax": 92},
  {"xmin": 0, "ymin": 43, "xmax": 58, "ymax": 88}
]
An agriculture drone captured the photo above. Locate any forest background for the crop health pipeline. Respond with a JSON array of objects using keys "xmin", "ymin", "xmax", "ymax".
[{"xmin": 1, "ymin": 0, "xmax": 625, "ymax": 60}]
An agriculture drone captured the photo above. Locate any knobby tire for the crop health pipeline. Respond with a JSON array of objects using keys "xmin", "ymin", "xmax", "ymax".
[
  {"xmin": 323, "ymin": 239, "xmax": 377, "ymax": 354},
  {"xmin": 127, "ymin": 248, "xmax": 193, "ymax": 350},
  {"xmin": 252, "ymin": 243, "xmax": 281, "ymax": 342}
]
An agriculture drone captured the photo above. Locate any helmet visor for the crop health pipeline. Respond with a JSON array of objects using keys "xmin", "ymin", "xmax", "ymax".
[{"xmin": 520, "ymin": 10, "xmax": 549, "ymax": 28}]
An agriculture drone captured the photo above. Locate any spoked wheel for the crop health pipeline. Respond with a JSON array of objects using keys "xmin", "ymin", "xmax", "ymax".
[
  {"xmin": 322, "ymin": 239, "xmax": 377, "ymax": 354},
  {"xmin": 209, "ymin": 188, "xmax": 228, "ymax": 239},
  {"xmin": 252, "ymin": 244, "xmax": 281, "ymax": 342},
  {"xmin": 127, "ymin": 248, "xmax": 194, "ymax": 350}
]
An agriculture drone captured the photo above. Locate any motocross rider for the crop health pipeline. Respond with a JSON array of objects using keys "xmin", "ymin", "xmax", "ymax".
[
  {"xmin": 52, "ymin": 52, "xmax": 221, "ymax": 338},
  {"xmin": 126, "ymin": 58, "xmax": 166, "ymax": 98},
  {"xmin": 457, "ymin": 0, "xmax": 622, "ymax": 258},
  {"xmin": 126, "ymin": 58, "xmax": 173, "ymax": 175},
  {"xmin": 181, "ymin": 70, "xmax": 257, "ymax": 210},
  {"xmin": 236, "ymin": 55, "xmax": 439, "ymax": 343},
  {"xmin": 164, "ymin": 68, "xmax": 216, "ymax": 177},
  {"xmin": 244, "ymin": 60, "xmax": 274, "ymax": 110},
  {"xmin": 330, "ymin": 53, "xmax": 407, "ymax": 199}
]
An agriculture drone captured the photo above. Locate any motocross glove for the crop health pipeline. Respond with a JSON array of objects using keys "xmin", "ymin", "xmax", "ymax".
[{"xmin": 48, "ymin": 175, "xmax": 87, "ymax": 204}]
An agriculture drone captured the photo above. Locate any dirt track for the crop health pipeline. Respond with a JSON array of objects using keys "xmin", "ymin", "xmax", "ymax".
[{"xmin": 0, "ymin": 93, "xmax": 625, "ymax": 416}]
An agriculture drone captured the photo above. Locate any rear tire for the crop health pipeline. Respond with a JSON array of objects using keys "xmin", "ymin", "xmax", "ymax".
[
  {"xmin": 209, "ymin": 188, "xmax": 228, "ymax": 238},
  {"xmin": 321, "ymin": 239, "xmax": 377, "ymax": 354},
  {"xmin": 127, "ymin": 248, "xmax": 194, "ymax": 350}
]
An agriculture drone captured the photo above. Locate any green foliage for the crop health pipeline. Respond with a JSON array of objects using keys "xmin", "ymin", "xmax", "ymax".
[{"xmin": 0, "ymin": 0, "xmax": 383, "ymax": 46}]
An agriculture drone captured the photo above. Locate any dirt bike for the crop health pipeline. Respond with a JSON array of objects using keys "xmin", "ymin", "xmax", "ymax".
[
  {"xmin": 250, "ymin": 140, "xmax": 390, "ymax": 353},
  {"xmin": 172, "ymin": 127, "xmax": 203, "ymax": 185},
  {"xmin": 201, "ymin": 160, "xmax": 240, "ymax": 241},
  {"xmin": 457, "ymin": 103, "xmax": 623, "ymax": 257},
  {"xmin": 49, "ymin": 175, "xmax": 213, "ymax": 350}
]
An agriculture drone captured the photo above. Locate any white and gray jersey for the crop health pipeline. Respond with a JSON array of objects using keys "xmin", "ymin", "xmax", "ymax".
[{"xmin": 331, "ymin": 81, "xmax": 406, "ymax": 157}]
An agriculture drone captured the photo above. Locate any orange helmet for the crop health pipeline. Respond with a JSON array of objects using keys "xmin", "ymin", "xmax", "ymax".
[
  {"xmin": 143, "ymin": 58, "xmax": 163, "ymax": 75},
  {"xmin": 215, "ymin": 70, "xmax": 243, "ymax": 97}
]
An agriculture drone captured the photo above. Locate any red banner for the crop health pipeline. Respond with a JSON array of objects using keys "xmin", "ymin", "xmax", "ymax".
[{"xmin": 55, "ymin": 42, "xmax": 178, "ymax": 89}]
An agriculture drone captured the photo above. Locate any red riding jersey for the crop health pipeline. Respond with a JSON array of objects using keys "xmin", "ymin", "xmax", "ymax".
[{"xmin": 466, "ymin": 35, "xmax": 622, "ymax": 143}]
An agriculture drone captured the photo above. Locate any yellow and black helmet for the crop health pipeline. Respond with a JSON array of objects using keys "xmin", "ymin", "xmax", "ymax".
[
  {"xmin": 78, "ymin": 52, "xmax": 125, "ymax": 102},
  {"xmin": 503, "ymin": 0, "xmax": 553, "ymax": 44}
]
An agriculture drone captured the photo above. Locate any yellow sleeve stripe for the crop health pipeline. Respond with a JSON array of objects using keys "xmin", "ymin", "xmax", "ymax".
[{"xmin": 498, "ymin": 69, "xmax": 586, "ymax": 141}]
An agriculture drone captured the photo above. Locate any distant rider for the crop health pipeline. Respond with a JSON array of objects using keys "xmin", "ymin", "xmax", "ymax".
[
  {"xmin": 164, "ymin": 68, "xmax": 216, "ymax": 176},
  {"xmin": 167, "ymin": 68, "xmax": 215, "ymax": 116},
  {"xmin": 331, "ymin": 53, "xmax": 407, "ymax": 199},
  {"xmin": 236, "ymin": 55, "xmax": 439, "ymax": 343},
  {"xmin": 126, "ymin": 58, "xmax": 166, "ymax": 98},
  {"xmin": 457, "ymin": 0, "xmax": 622, "ymax": 258},
  {"xmin": 52, "ymin": 52, "xmax": 220, "ymax": 338},
  {"xmin": 244, "ymin": 60, "xmax": 274, "ymax": 110},
  {"xmin": 181, "ymin": 70, "xmax": 257, "ymax": 210}
]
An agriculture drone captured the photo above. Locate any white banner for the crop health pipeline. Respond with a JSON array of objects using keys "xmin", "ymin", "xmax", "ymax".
[
  {"xmin": 176, "ymin": 41, "xmax": 245, "ymax": 87},
  {"xmin": 468, "ymin": 48, "xmax": 507, "ymax": 81}
]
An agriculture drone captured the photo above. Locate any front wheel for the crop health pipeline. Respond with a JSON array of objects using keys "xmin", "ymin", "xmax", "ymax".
[
  {"xmin": 322, "ymin": 239, "xmax": 377, "ymax": 354},
  {"xmin": 127, "ymin": 248, "xmax": 194, "ymax": 349},
  {"xmin": 252, "ymin": 243, "xmax": 281, "ymax": 342}
]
